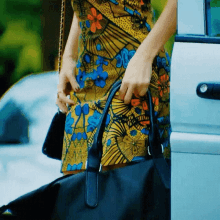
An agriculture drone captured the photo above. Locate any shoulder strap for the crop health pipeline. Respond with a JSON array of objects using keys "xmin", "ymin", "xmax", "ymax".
[{"xmin": 58, "ymin": 0, "xmax": 66, "ymax": 73}]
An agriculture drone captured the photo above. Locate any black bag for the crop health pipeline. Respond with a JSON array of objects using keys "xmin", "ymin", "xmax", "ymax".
[
  {"xmin": 0, "ymin": 80, "xmax": 171, "ymax": 220},
  {"xmin": 42, "ymin": 110, "xmax": 65, "ymax": 160}
]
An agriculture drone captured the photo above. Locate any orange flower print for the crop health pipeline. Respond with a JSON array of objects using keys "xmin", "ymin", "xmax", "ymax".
[
  {"xmin": 140, "ymin": 0, "xmax": 144, "ymax": 5},
  {"xmin": 152, "ymin": 96, "xmax": 159, "ymax": 112},
  {"xmin": 131, "ymin": 93, "xmax": 149, "ymax": 111},
  {"xmin": 131, "ymin": 99, "xmax": 140, "ymax": 107},
  {"xmin": 140, "ymin": 120, "xmax": 150, "ymax": 126},
  {"xmin": 152, "ymin": 97, "xmax": 159, "ymax": 106},
  {"xmin": 87, "ymin": 8, "xmax": 103, "ymax": 33},
  {"xmin": 158, "ymin": 74, "xmax": 170, "ymax": 97}
]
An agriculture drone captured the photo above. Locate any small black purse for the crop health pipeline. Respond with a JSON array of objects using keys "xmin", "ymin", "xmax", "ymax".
[
  {"xmin": 42, "ymin": 0, "xmax": 66, "ymax": 160},
  {"xmin": 42, "ymin": 110, "xmax": 66, "ymax": 160}
]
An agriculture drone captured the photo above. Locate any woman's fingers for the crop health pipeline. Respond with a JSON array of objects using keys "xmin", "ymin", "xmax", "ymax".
[
  {"xmin": 57, "ymin": 91, "xmax": 75, "ymax": 106},
  {"xmin": 118, "ymin": 82, "xmax": 127, "ymax": 100},
  {"xmin": 119, "ymin": 81, "xmax": 136, "ymax": 104},
  {"xmin": 56, "ymin": 92, "xmax": 76, "ymax": 114},
  {"xmin": 56, "ymin": 98, "xmax": 68, "ymax": 114},
  {"xmin": 123, "ymin": 84, "xmax": 135, "ymax": 104},
  {"xmin": 119, "ymin": 81, "xmax": 150, "ymax": 104},
  {"xmin": 67, "ymin": 70, "xmax": 80, "ymax": 92},
  {"xmin": 137, "ymin": 82, "xmax": 150, "ymax": 97}
]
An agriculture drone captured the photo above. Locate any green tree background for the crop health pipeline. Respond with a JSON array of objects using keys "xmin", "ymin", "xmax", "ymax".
[
  {"xmin": 0, "ymin": 0, "xmax": 42, "ymax": 97},
  {"xmin": 0, "ymin": 0, "xmax": 177, "ymax": 98}
]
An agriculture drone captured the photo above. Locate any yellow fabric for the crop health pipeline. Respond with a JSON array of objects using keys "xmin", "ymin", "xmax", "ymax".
[{"xmin": 61, "ymin": 0, "xmax": 171, "ymax": 172}]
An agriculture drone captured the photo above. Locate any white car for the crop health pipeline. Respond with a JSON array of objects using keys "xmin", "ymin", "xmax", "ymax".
[
  {"xmin": 171, "ymin": 0, "xmax": 220, "ymax": 219},
  {"xmin": 0, "ymin": 72, "xmax": 62, "ymax": 206}
]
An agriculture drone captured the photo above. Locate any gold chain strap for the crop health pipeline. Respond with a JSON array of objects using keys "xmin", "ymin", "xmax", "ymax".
[{"xmin": 58, "ymin": 0, "xmax": 66, "ymax": 73}]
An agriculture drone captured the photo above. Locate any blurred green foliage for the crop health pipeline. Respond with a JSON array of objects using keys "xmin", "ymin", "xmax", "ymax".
[
  {"xmin": 0, "ymin": 0, "xmax": 177, "ymax": 97},
  {"xmin": 0, "ymin": 0, "xmax": 42, "ymax": 97},
  {"xmin": 151, "ymin": 0, "xmax": 176, "ymax": 57},
  {"xmin": 211, "ymin": 0, "xmax": 220, "ymax": 7}
]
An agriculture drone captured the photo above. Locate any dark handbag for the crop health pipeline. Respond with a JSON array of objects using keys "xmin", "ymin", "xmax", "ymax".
[
  {"xmin": 42, "ymin": 110, "xmax": 66, "ymax": 160},
  {"xmin": 0, "ymin": 80, "xmax": 171, "ymax": 220},
  {"xmin": 42, "ymin": 0, "xmax": 66, "ymax": 160}
]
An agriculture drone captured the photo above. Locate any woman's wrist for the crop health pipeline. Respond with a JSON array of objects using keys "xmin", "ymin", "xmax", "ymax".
[
  {"xmin": 135, "ymin": 45, "xmax": 157, "ymax": 64},
  {"xmin": 63, "ymin": 54, "xmax": 77, "ymax": 62}
]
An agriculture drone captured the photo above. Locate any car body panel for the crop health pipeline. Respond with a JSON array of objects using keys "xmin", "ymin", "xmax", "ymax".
[{"xmin": 171, "ymin": 0, "xmax": 220, "ymax": 219}]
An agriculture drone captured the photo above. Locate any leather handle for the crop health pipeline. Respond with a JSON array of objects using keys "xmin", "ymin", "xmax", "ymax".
[
  {"xmin": 87, "ymin": 80, "xmax": 157, "ymax": 172},
  {"xmin": 85, "ymin": 81, "xmax": 170, "ymax": 208}
]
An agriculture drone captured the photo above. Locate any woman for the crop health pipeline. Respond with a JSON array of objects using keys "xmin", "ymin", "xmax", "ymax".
[{"xmin": 56, "ymin": 0, "xmax": 176, "ymax": 175}]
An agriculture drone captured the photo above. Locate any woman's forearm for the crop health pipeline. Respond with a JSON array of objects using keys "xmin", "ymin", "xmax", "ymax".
[
  {"xmin": 137, "ymin": 0, "xmax": 177, "ymax": 61},
  {"xmin": 62, "ymin": 13, "xmax": 81, "ymax": 62}
]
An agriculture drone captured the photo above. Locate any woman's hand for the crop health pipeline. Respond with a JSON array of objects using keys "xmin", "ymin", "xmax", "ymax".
[
  {"xmin": 119, "ymin": 51, "xmax": 153, "ymax": 104},
  {"xmin": 56, "ymin": 57, "xmax": 80, "ymax": 113},
  {"xmin": 118, "ymin": 0, "xmax": 177, "ymax": 104}
]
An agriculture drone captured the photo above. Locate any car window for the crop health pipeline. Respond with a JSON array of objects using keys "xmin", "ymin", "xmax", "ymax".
[{"xmin": 207, "ymin": 0, "xmax": 220, "ymax": 36}]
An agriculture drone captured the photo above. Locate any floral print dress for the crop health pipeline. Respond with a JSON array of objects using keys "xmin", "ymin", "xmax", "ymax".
[{"xmin": 61, "ymin": 0, "xmax": 171, "ymax": 173}]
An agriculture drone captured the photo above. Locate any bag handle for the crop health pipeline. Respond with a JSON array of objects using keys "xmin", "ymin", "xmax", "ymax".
[
  {"xmin": 86, "ymin": 81, "xmax": 170, "ymax": 207},
  {"xmin": 87, "ymin": 80, "xmax": 161, "ymax": 170}
]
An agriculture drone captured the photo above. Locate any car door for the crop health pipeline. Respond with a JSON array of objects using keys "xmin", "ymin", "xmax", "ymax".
[{"xmin": 170, "ymin": 0, "xmax": 220, "ymax": 219}]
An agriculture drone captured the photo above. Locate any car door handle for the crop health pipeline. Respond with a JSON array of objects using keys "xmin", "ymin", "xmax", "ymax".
[{"xmin": 197, "ymin": 83, "xmax": 220, "ymax": 100}]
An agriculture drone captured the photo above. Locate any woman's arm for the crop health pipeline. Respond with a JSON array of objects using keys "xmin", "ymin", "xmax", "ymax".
[
  {"xmin": 56, "ymin": 13, "xmax": 81, "ymax": 113},
  {"xmin": 62, "ymin": 13, "xmax": 81, "ymax": 61},
  {"xmin": 119, "ymin": 0, "xmax": 177, "ymax": 104},
  {"xmin": 137, "ymin": 0, "xmax": 177, "ymax": 61}
]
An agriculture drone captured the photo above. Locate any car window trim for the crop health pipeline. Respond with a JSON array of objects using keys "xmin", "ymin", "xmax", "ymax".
[{"xmin": 175, "ymin": 35, "xmax": 220, "ymax": 44}]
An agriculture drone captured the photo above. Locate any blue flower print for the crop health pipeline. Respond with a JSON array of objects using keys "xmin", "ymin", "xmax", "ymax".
[
  {"xmin": 132, "ymin": 156, "xmax": 145, "ymax": 162},
  {"xmin": 115, "ymin": 53, "xmax": 122, "ymax": 68},
  {"xmin": 67, "ymin": 162, "xmax": 83, "ymax": 171},
  {"xmin": 130, "ymin": 130, "xmax": 137, "ymax": 136},
  {"xmin": 96, "ymin": 44, "xmax": 101, "ymax": 51},
  {"xmin": 77, "ymin": 132, "xmax": 82, "ymax": 140},
  {"xmin": 83, "ymin": 132, "xmax": 87, "ymax": 140},
  {"xmin": 96, "ymin": 56, "xmax": 108, "ymax": 66},
  {"xmin": 94, "ymin": 65, "xmax": 108, "ymax": 88},
  {"xmin": 156, "ymin": 56, "xmax": 170, "ymax": 72},
  {"xmin": 76, "ymin": 69, "xmax": 86, "ymax": 88},
  {"xmin": 165, "ymin": 52, "xmax": 171, "ymax": 66},
  {"xmin": 107, "ymin": 139, "xmax": 111, "ymax": 146},
  {"xmin": 84, "ymin": 54, "xmax": 91, "ymax": 63},
  {"xmin": 76, "ymin": 60, "xmax": 81, "ymax": 68},
  {"xmin": 145, "ymin": 23, "xmax": 151, "ymax": 32},
  {"xmin": 71, "ymin": 133, "xmax": 76, "ymax": 141},
  {"xmin": 86, "ymin": 20, "xmax": 90, "ymax": 28},
  {"xmin": 74, "ymin": 104, "xmax": 90, "ymax": 117},
  {"xmin": 156, "ymin": 56, "xmax": 163, "ymax": 68},
  {"xmin": 121, "ymin": 48, "xmax": 129, "ymax": 68},
  {"xmin": 115, "ymin": 48, "xmax": 136, "ymax": 69},
  {"xmin": 128, "ymin": 50, "xmax": 135, "ymax": 60},
  {"xmin": 141, "ymin": 128, "xmax": 149, "ymax": 135},
  {"xmin": 109, "ymin": 0, "xmax": 119, "ymax": 4},
  {"xmin": 157, "ymin": 116, "xmax": 170, "ymax": 125},
  {"xmin": 87, "ymin": 110, "xmax": 101, "ymax": 132},
  {"xmin": 83, "ymin": 71, "xmax": 98, "ymax": 82},
  {"xmin": 71, "ymin": 132, "xmax": 87, "ymax": 141},
  {"xmin": 106, "ymin": 114, "xmax": 110, "ymax": 126},
  {"xmin": 75, "ymin": 105, "xmax": 82, "ymax": 116},
  {"xmin": 65, "ymin": 112, "xmax": 74, "ymax": 134},
  {"xmin": 83, "ymin": 104, "xmax": 89, "ymax": 115},
  {"xmin": 135, "ymin": 107, "xmax": 141, "ymax": 114}
]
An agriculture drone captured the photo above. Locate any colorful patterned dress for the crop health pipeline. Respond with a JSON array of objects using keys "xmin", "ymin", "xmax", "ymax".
[{"xmin": 61, "ymin": 0, "xmax": 171, "ymax": 173}]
